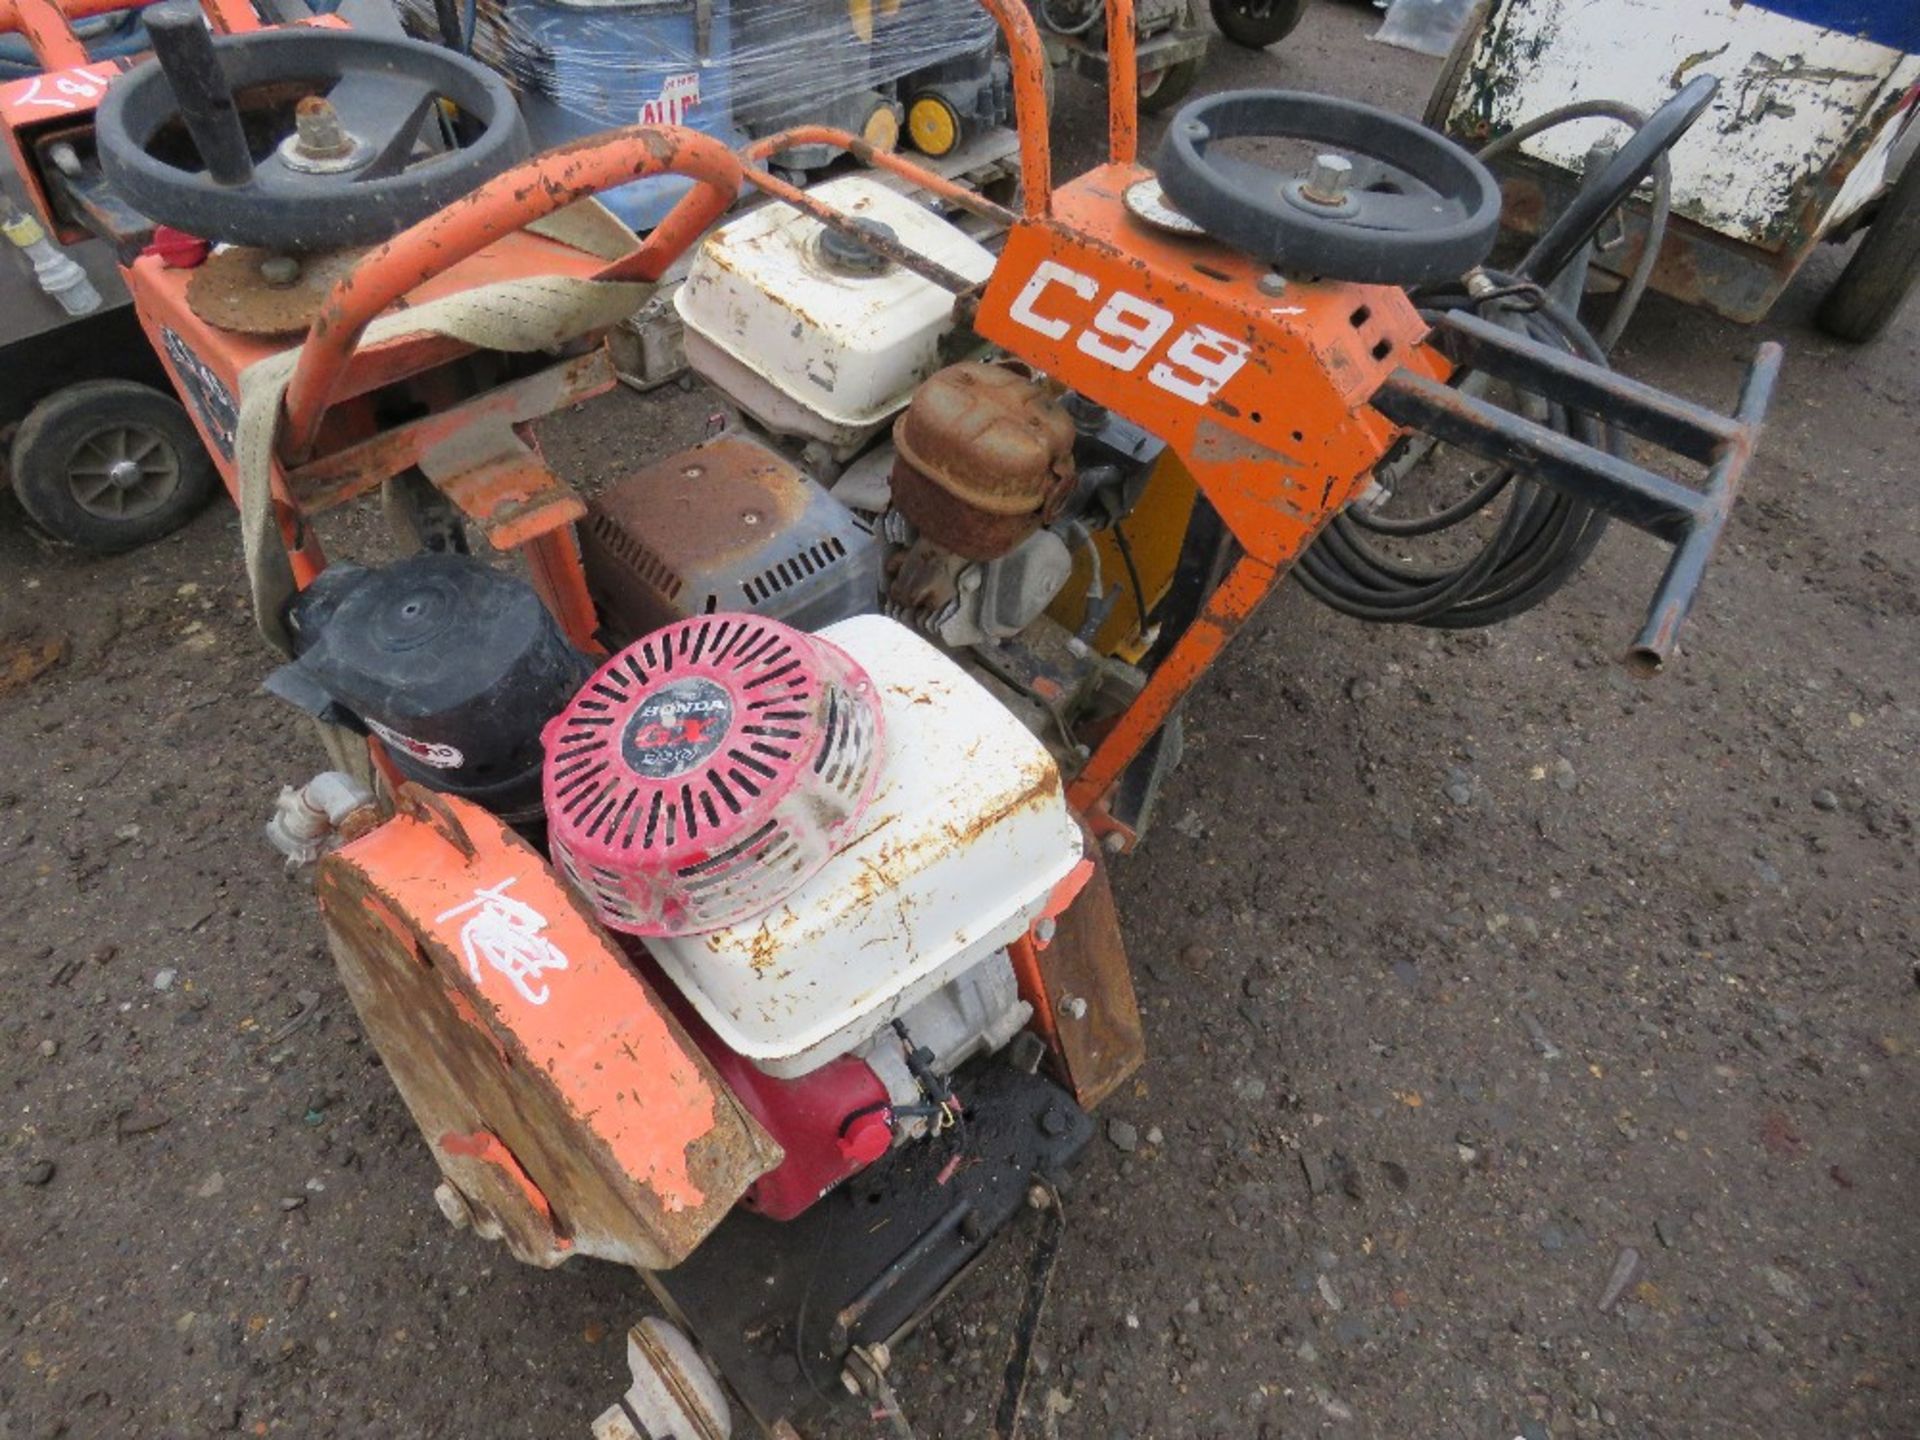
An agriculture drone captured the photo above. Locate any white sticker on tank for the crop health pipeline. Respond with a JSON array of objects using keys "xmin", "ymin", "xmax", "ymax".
[{"xmin": 437, "ymin": 879, "xmax": 569, "ymax": 1006}]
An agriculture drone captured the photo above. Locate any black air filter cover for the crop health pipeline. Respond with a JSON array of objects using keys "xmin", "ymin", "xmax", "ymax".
[{"xmin": 266, "ymin": 555, "xmax": 592, "ymax": 819}]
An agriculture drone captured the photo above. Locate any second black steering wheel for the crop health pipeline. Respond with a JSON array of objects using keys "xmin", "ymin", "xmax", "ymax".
[
  {"xmin": 97, "ymin": 2, "xmax": 528, "ymax": 251},
  {"xmin": 1155, "ymin": 90, "xmax": 1501, "ymax": 286}
]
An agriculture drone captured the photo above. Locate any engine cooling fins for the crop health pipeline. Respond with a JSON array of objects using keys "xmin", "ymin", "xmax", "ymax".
[{"xmin": 542, "ymin": 614, "xmax": 885, "ymax": 937}]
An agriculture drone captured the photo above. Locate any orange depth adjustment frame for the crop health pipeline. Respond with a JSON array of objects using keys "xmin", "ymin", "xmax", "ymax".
[
  {"xmin": 974, "ymin": 162, "xmax": 1444, "ymax": 827},
  {"xmin": 0, "ymin": 0, "xmax": 256, "ymax": 70},
  {"xmin": 315, "ymin": 787, "xmax": 781, "ymax": 1271}
]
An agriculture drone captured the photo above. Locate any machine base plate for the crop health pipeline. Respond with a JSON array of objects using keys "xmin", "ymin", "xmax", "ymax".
[{"xmin": 652, "ymin": 1059, "xmax": 1093, "ymax": 1431}]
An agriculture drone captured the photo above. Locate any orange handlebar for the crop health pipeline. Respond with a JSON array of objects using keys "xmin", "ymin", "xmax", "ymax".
[
  {"xmin": 280, "ymin": 126, "xmax": 744, "ymax": 460},
  {"xmin": 974, "ymin": 0, "xmax": 1053, "ymax": 216},
  {"xmin": 964, "ymin": 0, "xmax": 1142, "ymax": 211},
  {"xmin": 277, "ymin": 0, "xmax": 1154, "ymax": 453},
  {"xmin": 0, "ymin": 0, "xmax": 256, "ymax": 70},
  {"xmin": 1107, "ymin": 0, "xmax": 1138, "ymax": 166}
]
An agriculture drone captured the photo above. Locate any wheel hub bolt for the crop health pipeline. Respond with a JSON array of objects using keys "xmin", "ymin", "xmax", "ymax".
[
  {"xmin": 1302, "ymin": 152, "xmax": 1354, "ymax": 206},
  {"xmin": 293, "ymin": 97, "xmax": 354, "ymax": 160},
  {"xmin": 107, "ymin": 459, "xmax": 141, "ymax": 489}
]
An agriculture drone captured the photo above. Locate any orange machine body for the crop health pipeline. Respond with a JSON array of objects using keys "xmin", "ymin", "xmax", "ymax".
[
  {"xmin": 977, "ymin": 163, "xmax": 1433, "ymax": 560},
  {"xmin": 974, "ymin": 163, "xmax": 1443, "ymax": 823},
  {"xmin": 0, "ymin": 0, "xmax": 1436, "ymax": 1260}
]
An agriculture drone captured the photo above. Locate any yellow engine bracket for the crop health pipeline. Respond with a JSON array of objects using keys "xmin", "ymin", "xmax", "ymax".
[{"xmin": 1046, "ymin": 449, "xmax": 1199, "ymax": 663}]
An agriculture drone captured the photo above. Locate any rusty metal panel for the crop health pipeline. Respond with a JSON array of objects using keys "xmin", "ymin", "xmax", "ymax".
[
  {"xmin": 186, "ymin": 246, "xmax": 368, "ymax": 339},
  {"xmin": 315, "ymin": 787, "xmax": 782, "ymax": 1272},
  {"xmin": 1026, "ymin": 843, "xmax": 1143, "ymax": 1110},
  {"xmin": 287, "ymin": 351, "xmax": 616, "ymax": 513},
  {"xmin": 1494, "ymin": 165, "xmax": 1811, "ymax": 324}
]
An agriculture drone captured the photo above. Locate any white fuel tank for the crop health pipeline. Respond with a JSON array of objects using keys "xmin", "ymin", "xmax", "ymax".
[
  {"xmin": 642, "ymin": 614, "xmax": 1084, "ymax": 1078},
  {"xmin": 675, "ymin": 176, "xmax": 996, "ymax": 458}
]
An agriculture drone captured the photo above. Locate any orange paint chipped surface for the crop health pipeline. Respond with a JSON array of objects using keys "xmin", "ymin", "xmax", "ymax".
[
  {"xmin": 440, "ymin": 1129, "xmax": 567, "ymax": 1239},
  {"xmin": 972, "ymin": 163, "xmax": 1438, "ymax": 821},
  {"xmin": 356, "ymin": 807, "xmax": 719, "ymax": 1211},
  {"xmin": 317, "ymin": 791, "xmax": 780, "ymax": 1270}
]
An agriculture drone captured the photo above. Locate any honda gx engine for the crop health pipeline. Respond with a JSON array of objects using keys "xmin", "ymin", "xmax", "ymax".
[
  {"xmin": 272, "ymin": 173, "xmax": 1156, "ymax": 1432},
  {"xmin": 271, "ymin": 172, "xmax": 1145, "ymax": 1199}
]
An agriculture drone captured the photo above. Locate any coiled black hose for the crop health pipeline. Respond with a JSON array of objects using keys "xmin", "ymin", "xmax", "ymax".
[{"xmin": 1294, "ymin": 279, "xmax": 1620, "ymax": 628}]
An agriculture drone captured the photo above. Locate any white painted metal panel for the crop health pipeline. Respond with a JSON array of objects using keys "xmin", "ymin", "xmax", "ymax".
[{"xmin": 1442, "ymin": 0, "xmax": 1920, "ymax": 246}]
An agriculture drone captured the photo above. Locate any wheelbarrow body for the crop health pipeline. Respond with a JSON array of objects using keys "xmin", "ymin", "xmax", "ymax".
[{"xmin": 1429, "ymin": 0, "xmax": 1920, "ymax": 323}]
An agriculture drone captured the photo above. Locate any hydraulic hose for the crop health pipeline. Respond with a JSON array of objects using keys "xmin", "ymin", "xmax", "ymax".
[{"xmin": 1294, "ymin": 277, "xmax": 1619, "ymax": 628}]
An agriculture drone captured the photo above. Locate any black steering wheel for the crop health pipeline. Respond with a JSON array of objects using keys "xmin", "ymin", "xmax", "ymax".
[
  {"xmin": 96, "ymin": 2, "xmax": 527, "ymax": 251},
  {"xmin": 1516, "ymin": 74, "xmax": 1718, "ymax": 286},
  {"xmin": 1155, "ymin": 91, "xmax": 1501, "ymax": 286}
]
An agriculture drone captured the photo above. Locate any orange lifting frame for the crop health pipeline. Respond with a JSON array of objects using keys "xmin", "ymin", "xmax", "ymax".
[{"xmin": 0, "ymin": 0, "xmax": 257, "ymax": 69}]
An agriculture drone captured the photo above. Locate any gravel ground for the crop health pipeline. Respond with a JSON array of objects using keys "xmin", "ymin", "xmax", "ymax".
[{"xmin": 3, "ymin": 4, "xmax": 1917, "ymax": 1438}]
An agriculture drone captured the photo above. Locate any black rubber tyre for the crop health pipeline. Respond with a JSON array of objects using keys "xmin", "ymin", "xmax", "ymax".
[
  {"xmin": 1817, "ymin": 152, "xmax": 1920, "ymax": 344},
  {"xmin": 9, "ymin": 381, "xmax": 219, "ymax": 553},
  {"xmin": 1138, "ymin": 57, "xmax": 1203, "ymax": 115},
  {"xmin": 1210, "ymin": 0, "xmax": 1308, "ymax": 50}
]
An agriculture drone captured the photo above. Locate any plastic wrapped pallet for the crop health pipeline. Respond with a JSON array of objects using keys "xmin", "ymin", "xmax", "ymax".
[{"xmin": 396, "ymin": 0, "xmax": 1006, "ymax": 230}]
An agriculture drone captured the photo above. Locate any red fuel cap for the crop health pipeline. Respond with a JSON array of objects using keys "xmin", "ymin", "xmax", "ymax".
[{"xmin": 838, "ymin": 1110, "xmax": 893, "ymax": 1167}]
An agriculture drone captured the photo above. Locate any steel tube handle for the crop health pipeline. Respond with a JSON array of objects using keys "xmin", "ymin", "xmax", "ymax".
[
  {"xmin": 1627, "ymin": 340, "xmax": 1782, "ymax": 672},
  {"xmin": 1372, "ymin": 309, "xmax": 1783, "ymax": 671},
  {"xmin": 280, "ymin": 126, "xmax": 744, "ymax": 460},
  {"xmin": 142, "ymin": 2, "xmax": 253, "ymax": 185}
]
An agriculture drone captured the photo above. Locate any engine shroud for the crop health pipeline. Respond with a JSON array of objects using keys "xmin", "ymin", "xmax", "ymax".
[
  {"xmin": 579, "ymin": 435, "xmax": 882, "ymax": 643},
  {"xmin": 542, "ymin": 615, "xmax": 884, "ymax": 937}
]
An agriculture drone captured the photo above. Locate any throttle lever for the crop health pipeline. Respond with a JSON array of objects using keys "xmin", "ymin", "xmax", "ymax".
[{"xmin": 142, "ymin": 2, "xmax": 254, "ymax": 186}]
